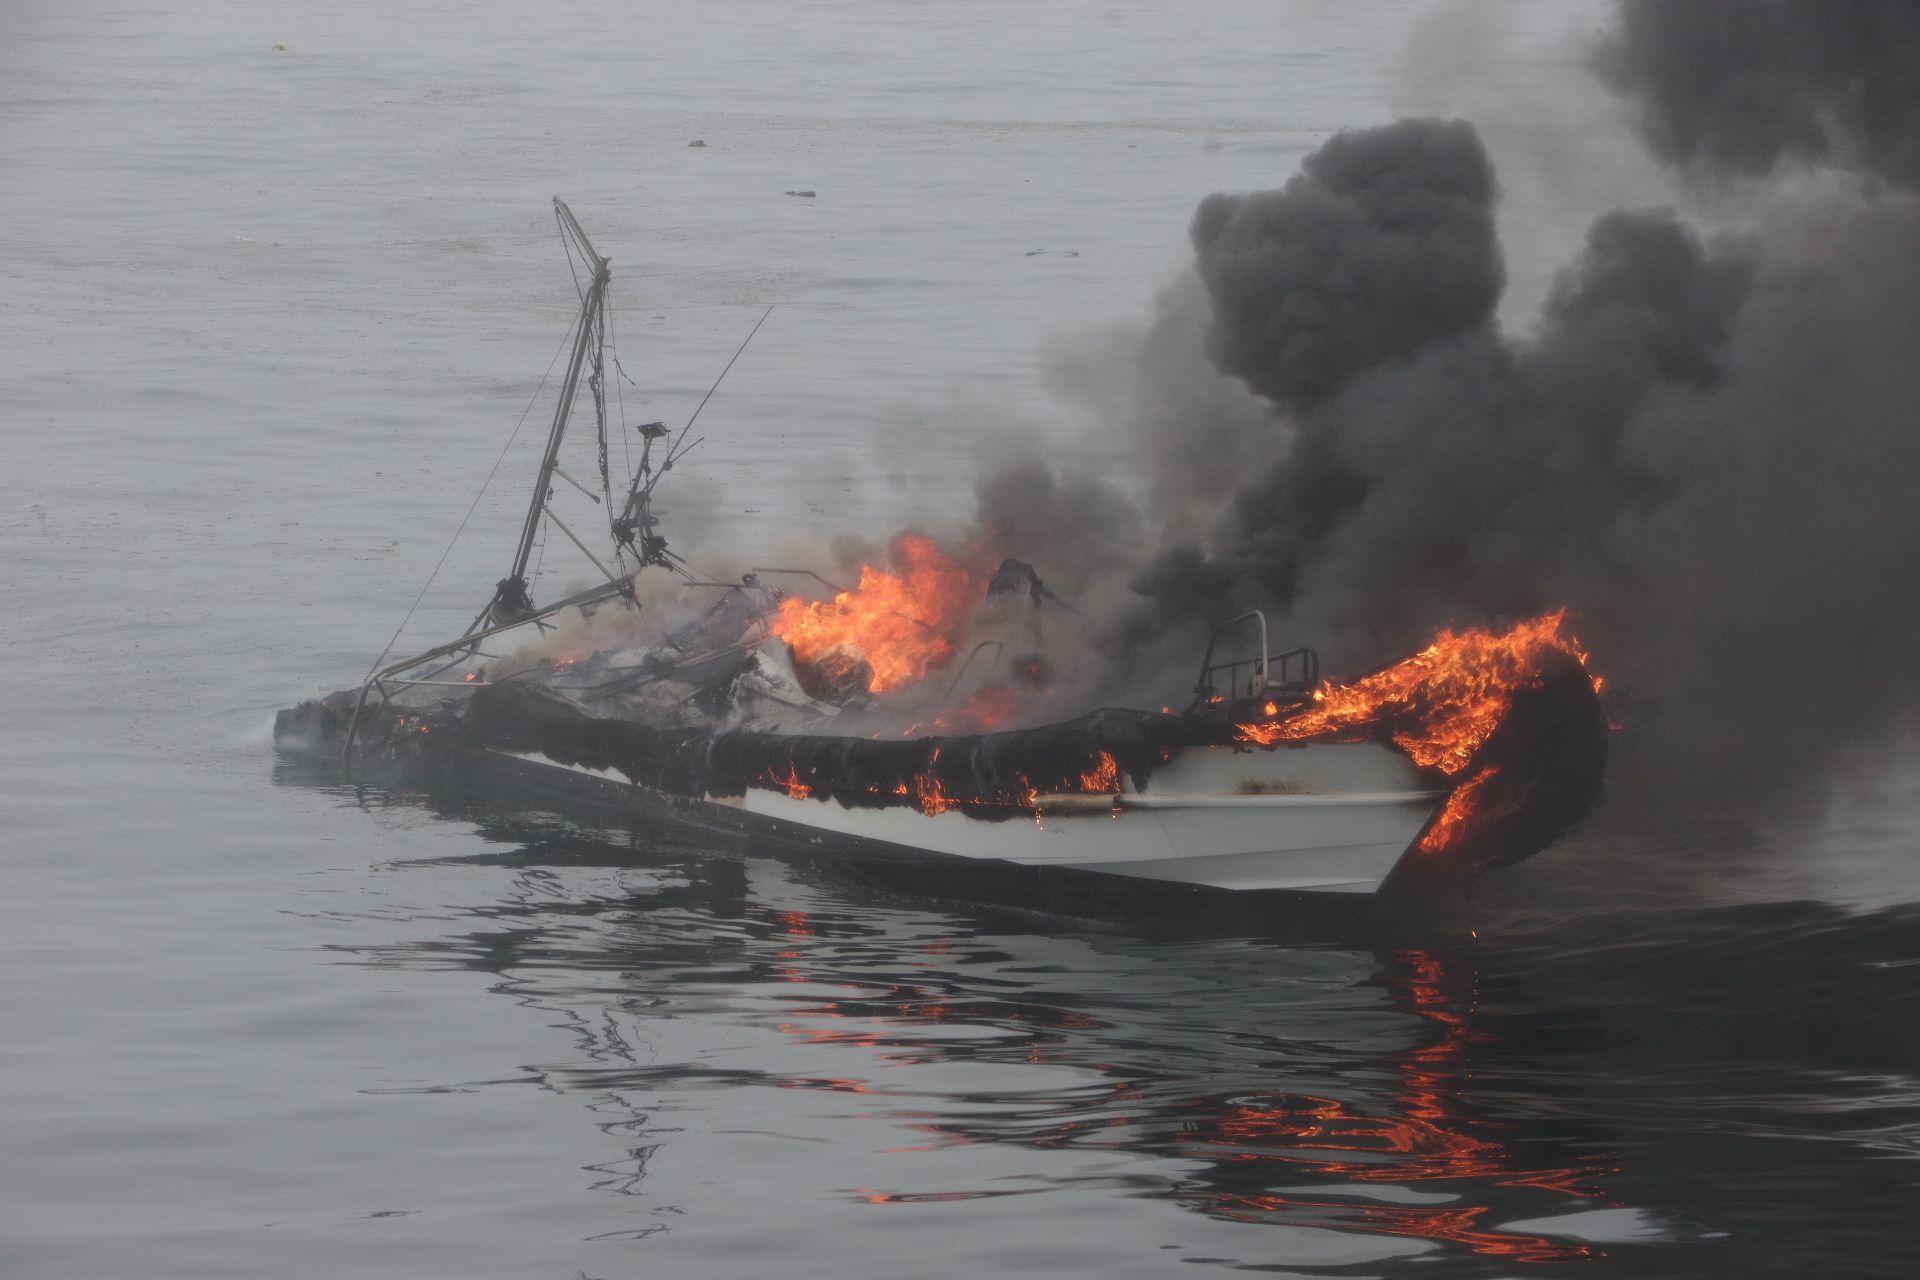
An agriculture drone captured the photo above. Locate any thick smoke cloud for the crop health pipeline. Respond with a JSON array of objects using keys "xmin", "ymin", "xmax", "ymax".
[
  {"xmin": 1598, "ymin": 0, "xmax": 1920, "ymax": 190},
  {"xmin": 985, "ymin": 2, "xmax": 1920, "ymax": 809},
  {"xmin": 1192, "ymin": 118, "xmax": 1504, "ymax": 409},
  {"xmin": 1156, "ymin": 193, "xmax": 1760, "ymax": 666}
]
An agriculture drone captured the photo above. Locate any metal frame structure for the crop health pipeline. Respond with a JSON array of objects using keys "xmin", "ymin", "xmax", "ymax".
[
  {"xmin": 1191, "ymin": 611, "xmax": 1320, "ymax": 708},
  {"xmin": 345, "ymin": 200, "xmax": 697, "ymax": 765}
]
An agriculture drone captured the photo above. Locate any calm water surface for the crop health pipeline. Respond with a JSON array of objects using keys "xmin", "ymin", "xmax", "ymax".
[{"xmin": 5, "ymin": 2, "xmax": 1920, "ymax": 1276}]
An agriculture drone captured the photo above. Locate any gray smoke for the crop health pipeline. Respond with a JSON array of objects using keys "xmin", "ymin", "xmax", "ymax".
[
  {"xmin": 1192, "ymin": 117, "xmax": 1503, "ymax": 410},
  {"xmin": 984, "ymin": 3, "xmax": 1920, "ymax": 807},
  {"xmin": 1598, "ymin": 0, "xmax": 1920, "ymax": 191}
]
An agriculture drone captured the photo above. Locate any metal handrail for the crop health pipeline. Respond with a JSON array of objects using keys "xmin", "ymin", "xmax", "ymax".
[
  {"xmin": 1194, "ymin": 611, "xmax": 1269, "ymax": 700},
  {"xmin": 1191, "ymin": 610, "xmax": 1320, "ymax": 707},
  {"xmin": 1201, "ymin": 648, "xmax": 1319, "ymax": 699}
]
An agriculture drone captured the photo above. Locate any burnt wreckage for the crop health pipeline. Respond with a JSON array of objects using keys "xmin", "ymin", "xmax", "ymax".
[{"xmin": 276, "ymin": 202, "xmax": 1606, "ymax": 897}]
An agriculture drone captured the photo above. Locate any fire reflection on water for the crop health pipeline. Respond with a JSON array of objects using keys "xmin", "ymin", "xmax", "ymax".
[
  {"xmin": 1178, "ymin": 948, "xmax": 1609, "ymax": 1263},
  {"xmin": 324, "ymin": 810, "xmax": 1621, "ymax": 1268},
  {"xmin": 759, "ymin": 911, "xmax": 1615, "ymax": 1264}
]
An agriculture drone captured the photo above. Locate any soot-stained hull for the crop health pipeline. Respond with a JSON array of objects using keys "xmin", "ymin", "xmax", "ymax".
[
  {"xmin": 478, "ymin": 740, "xmax": 1441, "ymax": 894},
  {"xmin": 274, "ymin": 650, "xmax": 1606, "ymax": 899}
]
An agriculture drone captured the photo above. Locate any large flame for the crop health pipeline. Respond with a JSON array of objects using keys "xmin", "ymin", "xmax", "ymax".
[
  {"xmin": 772, "ymin": 533, "xmax": 984, "ymax": 693},
  {"xmin": 1236, "ymin": 610, "xmax": 1599, "ymax": 776},
  {"xmin": 1236, "ymin": 611, "xmax": 1602, "ymax": 859}
]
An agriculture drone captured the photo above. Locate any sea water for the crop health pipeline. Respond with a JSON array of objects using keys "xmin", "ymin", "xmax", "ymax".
[{"xmin": 5, "ymin": 3, "xmax": 1920, "ymax": 1276}]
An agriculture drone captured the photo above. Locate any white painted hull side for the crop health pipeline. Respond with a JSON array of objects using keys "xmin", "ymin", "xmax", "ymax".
[{"xmin": 488, "ymin": 739, "xmax": 1444, "ymax": 896}]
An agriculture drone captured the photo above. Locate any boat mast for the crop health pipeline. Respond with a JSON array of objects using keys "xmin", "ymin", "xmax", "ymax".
[{"xmin": 485, "ymin": 198, "xmax": 610, "ymax": 628}]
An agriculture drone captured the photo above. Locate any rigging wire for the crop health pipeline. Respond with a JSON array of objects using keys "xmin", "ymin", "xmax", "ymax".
[
  {"xmin": 360, "ymin": 312, "xmax": 581, "ymax": 679},
  {"xmin": 529, "ymin": 506, "xmax": 550, "ymax": 593},
  {"xmin": 658, "ymin": 542, "xmax": 723, "ymax": 588},
  {"xmin": 370, "ymin": 227, "xmax": 762, "ymax": 678},
  {"xmin": 607, "ymin": 294, "xmax": 632, "ymax": 485},
  {"xmin": 660, "ymin": 304, "xmax": 774, "ymax": 481}
]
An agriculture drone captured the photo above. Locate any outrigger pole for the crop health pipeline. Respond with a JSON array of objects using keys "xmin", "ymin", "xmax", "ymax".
[
  {"xmin": 342, "ymin": 201, "xmax": 771, "ymax": 769},
  {"xmin": 485, "ymin": 198, "xmax": 611, "ymax": 630},
  {"xmin": 349, "ymin": 201, "xmax": 629, "ymax": 767}
]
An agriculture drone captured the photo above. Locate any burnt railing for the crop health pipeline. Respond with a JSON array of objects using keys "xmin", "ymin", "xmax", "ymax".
[{"xmin": 1190, "ymin": 611, "xmax": 1319, "ymax": 710}]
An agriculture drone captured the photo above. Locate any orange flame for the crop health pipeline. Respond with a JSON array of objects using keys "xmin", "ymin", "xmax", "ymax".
[
  {"xmin": 898, "ymin": 748, "xmax": 1120, "ymax": 818},
  {"xmin": 771, "ymin": 533, "xmax": 984, "ymax": 693},
  {"xmin": 1236, "ymin": 610, "xmax": 1598, "ymax": 777},
  {"xmin": 914, "ymin": 748, "xmax": 954, "ymax": 815},
  {"xmin": 1416, "ymin": 765, "xmax": 1498, "ymax": 854},
  {"xmin": 1079, "ymin": 751, "xmax": 1121, "ymax": 794},
  {"xmin": 765, "ymin": 765, "xmax": 812, "ymax": 800}
]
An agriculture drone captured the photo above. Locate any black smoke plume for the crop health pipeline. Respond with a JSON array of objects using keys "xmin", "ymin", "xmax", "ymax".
[
  {"xmin": 1191, "ymin": 117, "xmax": 1503, "ymax": 410},
  {"xmin": 984, "ymin": 2, "xmax": 1920, "ymax": 809},
  {"xmin": 1598, "ymin": 0, "xmax": 1920, "ymax": 191}
]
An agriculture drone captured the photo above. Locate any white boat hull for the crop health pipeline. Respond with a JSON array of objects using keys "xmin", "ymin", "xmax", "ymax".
[{"xmin": 485, "ymin": 739, "xmax": 1443, "ymax": 895}]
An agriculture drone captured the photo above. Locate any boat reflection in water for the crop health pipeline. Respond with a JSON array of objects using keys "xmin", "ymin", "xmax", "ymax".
[{"xmin": 297, "ymin": 766, "xmax": 1646, "ymax": 1272}]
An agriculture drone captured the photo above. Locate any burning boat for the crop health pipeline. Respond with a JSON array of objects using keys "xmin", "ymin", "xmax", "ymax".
[{"xmin": 276, "ymin": 202, "xmax": 1607, "ymax": 898}]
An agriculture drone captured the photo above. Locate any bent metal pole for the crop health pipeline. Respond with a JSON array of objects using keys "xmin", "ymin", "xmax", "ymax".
[{"xmin": 504, "ymin": 199, "xmax": 609, "ymax": 598}]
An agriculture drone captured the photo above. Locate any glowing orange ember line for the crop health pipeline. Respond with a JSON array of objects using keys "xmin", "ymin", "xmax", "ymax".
[
  {"xmin": 771, "ymin": 533, "xmax": 982, "ymax": 693},
  {"xmin": 1236, "ymin": 610, "xmax": 1599, "ymax": 777},
  {"xmin": 1079, "ymin": 751, "xmax": 1121, "ymax": 794},
  {"xmin": 765, "ymin": 766, "xmax": 811, "ymax": 800},
  {"xmin": 1417, "ymin": 766, "xmax": 1499, "ymax": 854}
]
